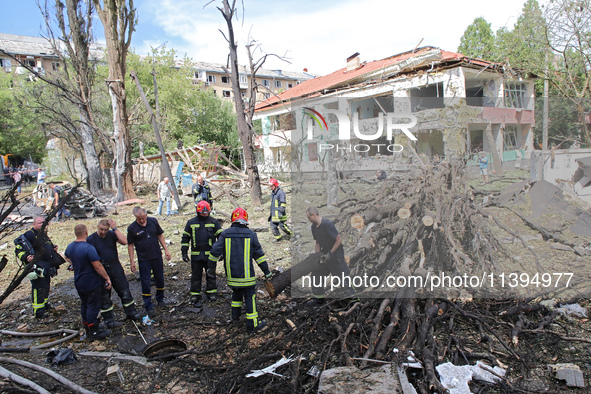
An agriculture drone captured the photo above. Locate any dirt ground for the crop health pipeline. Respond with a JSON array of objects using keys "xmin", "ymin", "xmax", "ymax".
[{"xmin": 1, "ymin": 173, "xmax": 591, "ymax": 393}]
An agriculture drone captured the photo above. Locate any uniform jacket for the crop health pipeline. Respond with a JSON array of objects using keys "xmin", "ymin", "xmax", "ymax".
[
  {"xmin": 16, "ymin": 228, "xmax": 56, "ymax": 266},
  {"xmin": 181, "ymin": 215, "xmax": 222, "ymax": 260},
  {"xmin": 208, "ymin": 223, "xmax": 270, "ymax": 287},
  {"xmin": 270, "ymin": 187, "xmax": 287, "ymax": 222},
  {"xmin": 192, "ymin": 181, "xmax": 212, "ymax": 206}
]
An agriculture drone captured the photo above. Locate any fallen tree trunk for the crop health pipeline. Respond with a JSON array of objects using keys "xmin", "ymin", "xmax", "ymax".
[
  {"xmin": 0, "ymin": 357, "xmax": 95, "ymax": 394},
  {"xmin": 0, "ymin": 365, "xmax": 50, "ymax": 394},
  {"xmin": 265, "ymin": 252, "xmax": 323, "ymax": 298}
]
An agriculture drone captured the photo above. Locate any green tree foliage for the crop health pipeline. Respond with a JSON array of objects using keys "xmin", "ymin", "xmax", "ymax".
[
  {"xmin": 0, "ymin": 72, "xmax": 47, "ymax": 162},
  {"xmin": 111, "ymin": 47, "xmax": 238, "ymax": 158},
  {"xmin": 457, "ymin": 17, "xmax": 497, "ymax": 61}
]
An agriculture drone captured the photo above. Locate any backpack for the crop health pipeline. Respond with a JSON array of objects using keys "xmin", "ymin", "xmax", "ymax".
[{"xmin": 14, "ymin": 233, "xmax": 34, "ymax": 257}]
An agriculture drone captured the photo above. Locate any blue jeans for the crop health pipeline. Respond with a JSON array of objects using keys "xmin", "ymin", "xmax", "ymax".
[{"xmin": 157, "ymin": 198, "xmax": 171, "ymax": 215}]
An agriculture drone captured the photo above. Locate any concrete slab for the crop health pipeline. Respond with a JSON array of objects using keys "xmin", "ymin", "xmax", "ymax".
[
  {"xmin": 318, "ymin": 364, "xmax": 402, "ymax": 393},
  {"xmin": 548, "ymin": 363, "xmax": 585, "ymax": 388}
]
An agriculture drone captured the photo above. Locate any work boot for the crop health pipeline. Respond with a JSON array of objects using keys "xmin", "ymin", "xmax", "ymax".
[
  {"xmin": 105, "ymin": 319, "xmax": 124, "ymax": 329},
  {"xmin": 86, "ymin": 324, "xmax": 111, "ymax": 340},
  {"xmin": 192, "ymin": 296, "xmax": 203, "ymax": 308},
  {"xmin": 127, "ymin": 311, "xmax": 144, "ymax": 321},
  {"xmin": 206, "ymin": 293, "xmax": 217, "ymax": 302},
  {"xmin": 247, "ymin": 320, "xmax": 268, "ymax": 333},
  {"xmin": 146, "ymin": 307, "xmax": 158, "ymax": 319},
  {"xmin": 157, "ymin": 300, "xmax": 168, "ymax": 308}
]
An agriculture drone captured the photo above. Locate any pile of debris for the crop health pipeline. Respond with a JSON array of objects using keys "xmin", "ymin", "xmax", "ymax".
[{"xmin": 33, "ymin": 182, "xmax": 109, "ymax": 219}]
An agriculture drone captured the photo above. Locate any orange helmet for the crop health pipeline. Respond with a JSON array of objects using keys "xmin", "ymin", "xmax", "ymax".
[
  {"xmin": 196, "ymin": 200, "xmax": 210, "ymax": 215},
  {"xmin": 269, "ymin": 178, "xmax": 279, "ymax": 187},
  {"xmin": 231, "ymin": 207, "xmax": 248, "ymax": 223}
]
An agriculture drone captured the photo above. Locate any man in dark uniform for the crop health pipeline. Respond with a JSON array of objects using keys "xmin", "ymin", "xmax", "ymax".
[
  {"xmin": 192, "ymin": 175, "xmax": 213, "ymax": 210},
  {"xmin": 268, "ymin": 178, "xmax": 293, "ymax": 242},
  {"xmin": 306, "ymin": 206, "xmax": 356, "ymax": 305},
  {"xmin": 209, "ymin": 207, "xmax": 272, "ymax": 333},
  {"xmin": 127, "ymin": 207, "xmax": 172, "ymax": 316},
  {"xmin": 48, "ymin": 183, "xmax": 71, "ymax": 221},
  {"xmin": 87, "ymin": 218, "xmax": 142, "ymax": 326},
  {"xmin": 15, "ymin": 216, "xmax": 61, "ymax": 318},
  {"xmin": 65, "ymin": 224, "xmax": 112, "ymax": 340},
  {"xmin": 181, "ymin": 201, "xmax": 222, "ymax": 307}
]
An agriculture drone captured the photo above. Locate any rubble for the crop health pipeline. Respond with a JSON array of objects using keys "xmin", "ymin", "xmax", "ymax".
[
  {"xmin": 548, "ymin": 363, "xmax": 585, "ymax": 388},
  {"xmin": 435, "ymin": 361, "xmax": 506, "ymax": 394},
  {"xmin": 318, "ymin": 364, "xmax": 402, "ymax": 393}
]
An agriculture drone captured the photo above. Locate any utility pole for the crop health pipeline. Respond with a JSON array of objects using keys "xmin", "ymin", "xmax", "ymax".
[{"xmin": 130, "ymin": 71, "xmax": 182, "ymax": 212}]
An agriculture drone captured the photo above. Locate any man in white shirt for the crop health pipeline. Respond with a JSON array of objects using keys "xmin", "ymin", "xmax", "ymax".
[{"xmin": 157, "ymin": 177, "xmax": 174, "ymax": 216}]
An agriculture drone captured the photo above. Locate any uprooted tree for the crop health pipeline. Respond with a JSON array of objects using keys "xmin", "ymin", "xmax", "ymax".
[{"xmin": 212, "ymin": 159, "xmax": 590, "ymax": 393}]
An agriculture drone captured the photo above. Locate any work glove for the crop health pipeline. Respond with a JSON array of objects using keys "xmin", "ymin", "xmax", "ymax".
[
  {"xmin": 264, "ymin": 270, "xmax": 273, "ymax": 280},
  {"xmin": 182, "ymin": 253, "xmax": 190, "ymax": 263},
  {"xmin": 319, "ymin": 252, "xmax": 333, "ymax": 265},
  {"xmin": 279, "ymin": 207, "xmax": 286, "ymax": 215},
  {"xmin": 49, "ymin": 267, "xmax": 58, "ymax": 277}
]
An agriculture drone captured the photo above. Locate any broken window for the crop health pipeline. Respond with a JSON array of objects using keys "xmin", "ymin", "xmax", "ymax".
[
  {"xmin": 262, "ymin": 79, "xmax": 270, "ymax": 87},
  {"xmin": 222, "ymin": 90, "xmax": 231, "ymax": 98},
  {"xmin": 263, "ymin": 93, "xmax": 271, "ymax": 100},
  {"xmin": 410, "ymin": 82, "xmax": 445, "ymax": 112},
  {"xmin": 0, "ymin": 58, "xmax": 10, "ymax": 68},
  {"xmin": 350, "ymin": 95, "xmax": 394, "ymax": 120},
  {"xmin": 25, "ymin": 59, "xmax": 36, "ymax": 68},
  {"xmin": 504, "ymin": 82, "xmax": 527, "ymax": 108},
  {"xmin": 275, "ymin": 80, "xmax": 282, "ymax": 88},
  {"xmin": 465, "ymin": 86, "xmax": 485, "ymax": 107},
  {"xmin": 221, "ymin": 76, "xmax": 230, "ymax": 84},
  {"xmin": 207, "ymin": 75, "xmax": 216, "ymax": 83},
  {"xmin": 288, "ymin": 83, "xmax": 293, "ymax": 89},
  {"xmin": 51, "ymin": 62, "xmax": 60, "ymax": 71},
  {"xmin": 504, "ymin": 125, "xmax": 518, "ymax": 150}
]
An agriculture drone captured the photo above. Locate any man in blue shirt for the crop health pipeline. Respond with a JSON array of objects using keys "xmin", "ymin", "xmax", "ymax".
[
  {"xmin": 127, "ymin": 207, "xmax": 172, "ymax": 316},
  {"xmin": 65, "ymin": 224, "xmax": 112, "ymax": 340}
]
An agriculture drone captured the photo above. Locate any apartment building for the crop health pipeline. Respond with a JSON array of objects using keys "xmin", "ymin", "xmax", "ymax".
[
  {"xmin": 189, "ymin": 61, "xmax": 314, "ymax": 103},
  {"xmin": 0, "ymin": 33, "xmax": 104, "ymax": 77}
]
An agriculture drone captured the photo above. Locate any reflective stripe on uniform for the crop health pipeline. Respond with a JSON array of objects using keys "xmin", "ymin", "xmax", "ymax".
[
  {"xmin": 225, "ymin": 238, "xmax": 232, "ymax": 281},
  {"xmin": 244, "ymin": 238, "xmax": 251, "ymax": 280},
  {"xmin": 100, "ymin": 305, "xmax": 114, "ymax": 313},
  {"xmin": 206, "ymin": 289, "xmax": 217, "ymax": 294},
  {"xmin": 123, "ymin": 301, "xmax": 135, "ymax": 307},
  {"xmin": 190, "ymin": 291, "xmax": 201, "ymax": 296},
  {"xmin": 231, "ymin": 301, "xmax": 242, "ymax": 308},
  {"xmin": 256, "ymin": 256, "xmax": 267, "ymax": 264}
]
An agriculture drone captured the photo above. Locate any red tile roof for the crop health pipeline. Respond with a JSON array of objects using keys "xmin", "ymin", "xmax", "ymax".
[{"xmin": 255, "ymin": 47, "xmax": 496, "ymax": 113}]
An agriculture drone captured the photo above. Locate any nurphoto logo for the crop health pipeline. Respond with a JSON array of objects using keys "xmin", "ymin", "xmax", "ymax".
[{"xmin": 302, "ymin": 107, "xmax": 418, "ymax": 153}]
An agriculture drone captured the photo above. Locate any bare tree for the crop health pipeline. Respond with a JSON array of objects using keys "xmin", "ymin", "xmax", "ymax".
[
  {"xmin": 217, "ymin": 0, "xmax": 263, "ymax": 205},
  {"xmin": 544, "ymin": 0, "xmax": 591, "ymax": 144},
  {"xmin": 92, "ymin": 0, "xmax": 137, "ymax": 201}
]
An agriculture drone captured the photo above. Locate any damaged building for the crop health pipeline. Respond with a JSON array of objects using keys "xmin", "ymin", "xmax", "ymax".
[{"xmin": 253, "ymin": 46, "xmax": 536, "ymax": 174}]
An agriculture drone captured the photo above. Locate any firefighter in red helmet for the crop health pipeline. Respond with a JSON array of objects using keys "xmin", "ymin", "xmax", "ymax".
[
  {"xmin": 209, "ymin": 207, "xmax": 272, "ymax": 332},
  {"xmin": 268, "ymin": 178, "xmax": 293, "ymax": 242},
  {"xmin": 181, "ymin": 200, "xmax": 222, "ymax": 307}
]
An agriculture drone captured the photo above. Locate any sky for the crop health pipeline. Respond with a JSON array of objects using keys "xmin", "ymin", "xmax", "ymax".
[{"xmin": 1, "ymin": 0, "xmax": 531, "ymax": 76}]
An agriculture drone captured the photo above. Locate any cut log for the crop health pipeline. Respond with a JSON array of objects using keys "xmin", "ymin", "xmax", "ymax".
[
  {"xmin": 397, "ymin": 208, "xmax": 411, "ymax": 219},
  {"xmin": 265, "ymin": 252, "xmax": 323, "ymax": 298},
  {"xmin": 422, "ymin": 215, "xmax": 434, "ymax": 227}
]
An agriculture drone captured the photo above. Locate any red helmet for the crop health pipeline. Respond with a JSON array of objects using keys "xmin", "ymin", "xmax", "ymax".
[
  {"xmin": 231, "ymin": 207, "xmax": 248, "ymax": 223},
  {"xmin": 269, "ymin": 178, "xmax": 279, "ymax": 187},
  {"xmin": 196, "ymin": 200, "xmax": 211, "ymax": 215}
]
